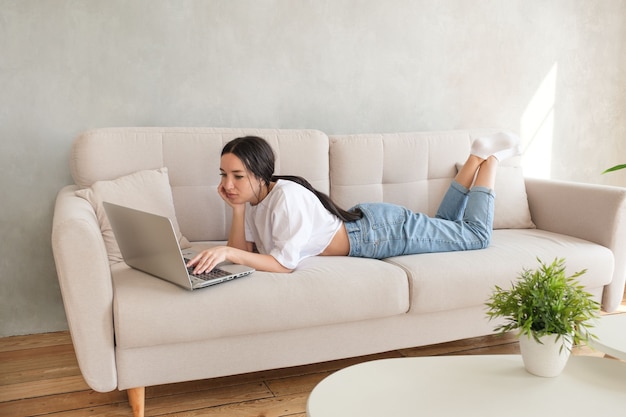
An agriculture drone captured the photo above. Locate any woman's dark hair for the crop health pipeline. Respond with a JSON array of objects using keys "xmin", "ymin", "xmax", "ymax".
[{"xmin": 222, "ymin": 136, "xmax": 362, "ymax": 222}]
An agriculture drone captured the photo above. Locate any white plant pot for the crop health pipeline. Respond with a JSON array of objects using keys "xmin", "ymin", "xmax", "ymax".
[{"xmin": 518, "ymin": 333, "xmax": 572, "ymax": 377}]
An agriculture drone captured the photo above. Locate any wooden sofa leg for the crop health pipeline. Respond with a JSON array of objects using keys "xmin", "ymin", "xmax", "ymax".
[{"xmin": 127, "ymin": 387, "xmax": 145, "ymax": 417}]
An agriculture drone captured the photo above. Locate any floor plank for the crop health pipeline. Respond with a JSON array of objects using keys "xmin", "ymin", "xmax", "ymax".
[
  {"xmin": 0, "ymin": 332, "xmax": 72, "ymax": 353},
  {"xmin": 0, "ymin": 375, "xmax": 89, "ymax": 403}
]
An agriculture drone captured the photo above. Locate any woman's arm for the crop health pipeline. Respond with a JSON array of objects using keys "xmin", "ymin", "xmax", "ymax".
[
  {"xmin": 217, "ymin": 183, "xmax": 249, "ymax": 251},
  {"xmin": 190, "ymin": 184, "xmax": 292, "ymax": 272},
  {"xmin": 187, "ymin": 246, "xmax": 293, "ymax": 274},
  {"xmin": 227, "ymin": 204, "xmax": 249, "ymax": 251}
]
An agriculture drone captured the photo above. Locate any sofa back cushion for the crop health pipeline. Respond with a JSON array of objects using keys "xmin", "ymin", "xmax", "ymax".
[
  {"xmin": 329, "ymin": 131, "xmax": 473, "ymax": 216},
  {"xmin": 329, "ymin": 130, "xmax": 535, "ymax": 229},
  {"xmin": 71, "ymin": 127, "xmax": 330, "ymax": 241}
]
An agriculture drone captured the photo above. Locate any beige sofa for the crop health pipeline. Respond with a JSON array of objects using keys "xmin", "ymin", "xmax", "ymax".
[{"xmin": 52, "ymin": 127, "xmax": 626, "ymax": 416}]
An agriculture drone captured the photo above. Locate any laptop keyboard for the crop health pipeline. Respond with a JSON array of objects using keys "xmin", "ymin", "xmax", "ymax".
[{"xmin": 185, "ymin": 260, "xmax": 230, "ymax": 281}]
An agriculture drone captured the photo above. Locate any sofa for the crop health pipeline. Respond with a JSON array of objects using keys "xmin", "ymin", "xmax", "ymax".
[{"xmin": 52, "ymin": 127, "xmax": 626, "ymax": 416}]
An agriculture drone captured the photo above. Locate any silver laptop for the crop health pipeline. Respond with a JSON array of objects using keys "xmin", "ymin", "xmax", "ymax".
[{"xmin": 103, "ymin": 201, "xmax": 254, "ymax": 290}]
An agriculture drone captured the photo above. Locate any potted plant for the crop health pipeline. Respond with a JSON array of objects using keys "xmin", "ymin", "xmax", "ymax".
[{"xmin": 485, "ymin": 257, "xmax": 600, "ymax": 377}]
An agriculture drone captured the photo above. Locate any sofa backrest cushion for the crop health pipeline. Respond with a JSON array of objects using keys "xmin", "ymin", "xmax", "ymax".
[
  {"xmin": 328, "ymin": 130, "xmax": 535, "ymax": 229},
  {"xmin": 71, "ymin": 127, "xmax": 330, "ymax": 241},
  {"xmin": 329, "ymin": 131, "xmax": 473, "ymax": 217}
]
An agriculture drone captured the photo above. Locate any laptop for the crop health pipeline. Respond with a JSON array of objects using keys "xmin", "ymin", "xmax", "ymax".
[{"xmin": 103, "ymin": 201, "xmax": 255, "ymax": 290}]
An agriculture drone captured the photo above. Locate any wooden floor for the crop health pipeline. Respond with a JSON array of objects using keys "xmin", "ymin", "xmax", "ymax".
[{"xmin": 2, "ymin": 301, "xmax": 625, "ymax": 417}]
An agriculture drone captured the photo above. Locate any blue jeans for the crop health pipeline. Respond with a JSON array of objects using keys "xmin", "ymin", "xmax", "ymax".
[{"xmin": 345, "ymin": 181, "xmax": 494, "ymax": 258}]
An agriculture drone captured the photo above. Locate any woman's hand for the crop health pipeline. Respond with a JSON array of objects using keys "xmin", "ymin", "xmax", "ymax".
[
  {"xmin": 218, "ymin": 184, "xmax": 246, "ymax": 210},
  {"xmin": 186, "ymin": 246, "xmax": 231, "ymax": 275},
  {"xmin": 186, "ymin": 246, "xmax": 294, "ymax": 274}
]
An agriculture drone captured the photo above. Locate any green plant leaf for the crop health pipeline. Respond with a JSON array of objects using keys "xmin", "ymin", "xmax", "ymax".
[{"xmin": 602, "ymin": 164, "xmax": 626, "ymax": 174}]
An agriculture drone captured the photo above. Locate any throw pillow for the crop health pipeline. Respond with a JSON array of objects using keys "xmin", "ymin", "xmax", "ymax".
[
  {"xmin": 76, "ymin": 167, "xmax": 191, "ymax": 264},
  {"xmin": 456, "ymin": 163, "xmax": 536, "ymax": 229}
]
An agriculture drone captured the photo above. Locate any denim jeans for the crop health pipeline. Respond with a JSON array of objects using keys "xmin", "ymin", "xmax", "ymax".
[{"xmin": 345, "ymin": 181, "xmax": 494, "ymax": 259}]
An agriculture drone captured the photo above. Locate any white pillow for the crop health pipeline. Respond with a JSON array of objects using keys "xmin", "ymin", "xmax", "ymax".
[
  {"xmin": 456, "ymin": 164, "xmax": 535, "ymax": 229},
  {"xmin": 76, "ymin": 167, "xmax": 191, "ymax": 264}
]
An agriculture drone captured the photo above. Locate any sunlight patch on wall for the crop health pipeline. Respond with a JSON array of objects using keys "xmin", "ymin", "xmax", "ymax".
[{"xmin": 520, "ymin": 63, "xmax": 558, "ymax": 179}]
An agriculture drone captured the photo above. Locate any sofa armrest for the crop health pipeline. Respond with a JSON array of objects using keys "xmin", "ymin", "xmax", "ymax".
[
  {"xmin": 525, "ymin": 178, "xmax": 626, "ymax": 312},
  {"xmin": 51, "ymin": 186, "xmax": 117, "ymax": 392}
]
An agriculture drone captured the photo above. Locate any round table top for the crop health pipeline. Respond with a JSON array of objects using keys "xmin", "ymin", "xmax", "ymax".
[
  {"xmin": 590, "ymin": 314, "xmax": 626, "ymax": 360},
  {"xmin": 307, "ymin": 355, "xmax": 626, "ymax": 417}
]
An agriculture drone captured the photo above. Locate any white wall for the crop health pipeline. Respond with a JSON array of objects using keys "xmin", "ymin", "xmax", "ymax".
[{"xmin": 1, "ymin": 0, "xmax": 625, "ymax": 336}]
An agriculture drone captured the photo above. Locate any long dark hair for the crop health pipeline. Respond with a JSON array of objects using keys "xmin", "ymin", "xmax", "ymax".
[{"xmin": 222, "ymin": 136, "xmax": 362, "ymax": 222}]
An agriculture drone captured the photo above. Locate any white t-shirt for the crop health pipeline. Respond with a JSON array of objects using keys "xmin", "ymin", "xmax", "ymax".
[{"xmin": 244, "ymin": 180, "xmax": 343, "ymax": 269}]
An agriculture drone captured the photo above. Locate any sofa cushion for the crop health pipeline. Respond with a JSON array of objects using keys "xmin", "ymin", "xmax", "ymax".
[
  {"xmin": 384, "ymin": 229, "xmax": 613, "ymax": 314},
  {"xmin": 71, "ymin": 127, "xmax": 331, "ymax": 242},
  {"xmin": 329, "ymin": 132, "xmax": 463, "ymax": 217},
  {"xmin": 490, "ymin": 165, "xmax": 535, "ymax": 229},
  {"xmin": 75, "ymin": 168, "xmax": 190, "ymax": 264},
  {"xmin": 112, "ymin": 255, "xmax": 409, "ymax": 349},
  {"xmin": 329, "ymin": 131, "xmax": 535, "ymax": 231}
]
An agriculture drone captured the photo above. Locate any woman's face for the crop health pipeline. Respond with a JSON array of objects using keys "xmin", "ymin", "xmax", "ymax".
[{"xmin": 219, "ymin": 153, "xmax": 263, "ymax": 205}]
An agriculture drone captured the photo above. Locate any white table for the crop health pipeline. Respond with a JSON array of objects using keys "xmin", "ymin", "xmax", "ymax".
[
  {"xmin": 307, "ymin": 355, "xmax": 626, "ymax": 417},
  {"xmin": 590, "ymin": 314, "xmax": 626, "ymax": 360}
]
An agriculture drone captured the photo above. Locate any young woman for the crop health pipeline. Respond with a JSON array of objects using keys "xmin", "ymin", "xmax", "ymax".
[{"xmin": 187, "ymin": 132, "xmax": 520, "ymax": 273}]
